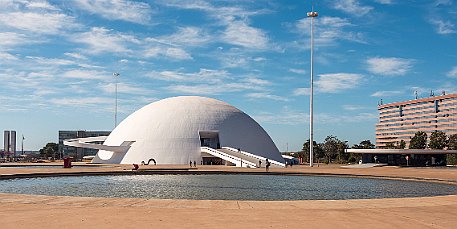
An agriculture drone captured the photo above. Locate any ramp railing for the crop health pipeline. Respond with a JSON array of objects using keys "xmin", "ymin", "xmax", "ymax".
[
  {"xmin": 201, "ymin": 147, "xmax": 257, "ymax": 168},
  {"xmin": 221, "ymin": 147, "xmax": 285, "ymax": 168}
]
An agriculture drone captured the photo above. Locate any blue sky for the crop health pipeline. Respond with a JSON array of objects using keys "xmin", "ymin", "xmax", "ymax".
[{"xmin": 1, "ymin": 0, "xmax": 456, "ymax": 151}]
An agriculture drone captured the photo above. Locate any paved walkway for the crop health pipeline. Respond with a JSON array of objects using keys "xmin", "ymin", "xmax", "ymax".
[{"xmin": 0, "ymin": 163, "xmax": 456, "ymax": 228}]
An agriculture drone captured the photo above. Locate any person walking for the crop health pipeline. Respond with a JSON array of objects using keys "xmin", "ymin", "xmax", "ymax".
[
  {"xmin": 265, "ymin": 159, "xmax": 270, "ymax": 172},
  {"xmin": 258, "ymin": 160, "xmax": 262, "ymax": 168},
  {"xmin": 193, "ymin": 160, "xmax": 196, "ymax": 167},
  {"xmin": 190, "ymin": 160, "xmax": 192, "ymax": 167}
]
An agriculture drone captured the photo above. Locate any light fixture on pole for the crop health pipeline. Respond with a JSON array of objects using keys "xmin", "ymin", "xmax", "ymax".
[
  {"xmin": 307, "ymin": 6, "xmax": 318, "ymax": 167},
  {"xmin": 113, "ymin": 72, "xmax": 120, "ymax": 128}
]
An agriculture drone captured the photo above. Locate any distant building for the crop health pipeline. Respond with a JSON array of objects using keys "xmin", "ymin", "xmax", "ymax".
[
  {"xmin": 347, "ymin": 93, "xmax": 457, "ymax": 166},
  {"xmin": 3, "ymin": 130, "xmax": 16, "ymax": 157},
  {"xmin": 376, "ymin": 93, "xmax": 457, "ymax": 148},
  {"xmin": 59, "ymin": 130, "xmax": 110, "ymax": 160}
]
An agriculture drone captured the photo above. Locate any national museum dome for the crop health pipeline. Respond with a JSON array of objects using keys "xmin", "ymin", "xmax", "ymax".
[{"xmin": 92, "ymin": 96, "xmax": 284, "ymax": 165}]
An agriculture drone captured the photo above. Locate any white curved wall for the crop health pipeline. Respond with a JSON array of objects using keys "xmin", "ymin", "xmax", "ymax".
[{"xmin": 92, "ymin": 96, "xmax": 284, "ymax": 164}]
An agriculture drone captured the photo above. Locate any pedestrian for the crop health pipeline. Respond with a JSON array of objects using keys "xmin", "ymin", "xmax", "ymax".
[
  {"xmin": 258, "ymin": 160, "xmax": 262, "ymax": 168},
  {"xmin": 193, "ymin": 160, "xmax": 196, "ymax": 167},
  {"xmin": 290, "ymin": 161, "xmax": 293, "ymax": 168},
  {"xmin": 266, "ymin": 159, "xmax": 270, "ymax": 172},
  {"xmin": 190, "ymin": 160, "xmax": 192, "ymax": 167}
]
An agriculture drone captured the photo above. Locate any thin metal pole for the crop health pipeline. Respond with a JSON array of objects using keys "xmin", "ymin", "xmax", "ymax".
[
  {"xmin": 307, "ymin": 6, "xmax": 318, "ymax": 167},
  {"xmin": 113, "ymin": 72, "xmax": 120, "ymax": 128}
]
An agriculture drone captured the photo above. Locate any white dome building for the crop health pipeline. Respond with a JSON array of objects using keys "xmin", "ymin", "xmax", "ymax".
[{"xmin": 72, "ymin": 96, "xmax": 284, "ymax": 166}]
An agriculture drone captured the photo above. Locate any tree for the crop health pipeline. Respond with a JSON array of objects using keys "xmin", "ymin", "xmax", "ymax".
[
  {"xmin": 352, "ymin": 140, "xmax": 375, "ymax": 149},
  {"xmin": 322, "ymin": 135, "xmax": 347, "ymax": 163},
  {"xmin": 384, "ymin": 142, "xmax": 396, "ymax": 149},
  {"xmin": 300, "ymin": 139, "xmax": 319, "ymax": 162},
  {"xmin": 398, "ymin": 140, "xmax": 406, "ymax": 149},
  {"xmin": 448, "ymin": 134, "xmax": 457, "ymax": 150},
  {"xmin": 428, "ymin": 131, "xmax": 448, "ymax": 149},
  {"xmin": 409, "ymin": 131, "xmax": 427, "ymax": 149},
  {"xmin": 39, "ymin": 143, "xmax": 58, "ymax": 159},
  {"xmin": 447, "ymin": 134, "xmax": 457, "ymax": 165}
]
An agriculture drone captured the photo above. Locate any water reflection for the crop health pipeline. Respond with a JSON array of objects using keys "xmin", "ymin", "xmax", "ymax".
[{"xmin": 0, "ymin": 174, "xmax": 456, "ymax": 200}]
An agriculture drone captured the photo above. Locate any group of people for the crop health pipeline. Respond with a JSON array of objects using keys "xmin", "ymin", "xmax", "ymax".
[
  {"xmin": 259, "ymin": 159, "xmax": 271, "ymax": 171},
  {"xmin": 133, "ymin": 158, "xmax": 274, "ymax": 171}
]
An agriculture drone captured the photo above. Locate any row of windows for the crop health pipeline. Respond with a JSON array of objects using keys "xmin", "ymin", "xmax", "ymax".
[
  {"xmin": 380, "ymin": 113, "xmax": 456, "ymax": 123},
  {"xmin": 377, "ymin": 125, "xmax": 457, "ymax": 133},
  {"xmin": 378, "ymin": 117, "xmax": 457, "ymax": 128},
  {"xmin": 379, "ymin": 97, "xmax": 457, "ymax": 115},
  {"xmin": 377, "ymin": 129, "xmax": 457, "ymax": 137}
]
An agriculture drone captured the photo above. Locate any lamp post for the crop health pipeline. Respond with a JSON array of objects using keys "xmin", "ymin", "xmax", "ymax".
[
  {"xmin": 307, "ymin": 7, "xmax": 318, "ymax": 167},
  {"xmin": 113, "ymin": 72, "xmax": 120, "ymax": 128},
  {"xmin": 21, "ymin": 135, "xmax": 24, "ymax": 155}
]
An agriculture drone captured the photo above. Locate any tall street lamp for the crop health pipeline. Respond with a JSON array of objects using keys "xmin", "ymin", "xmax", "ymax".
[
  {"xmin": 113, "ymin": 72, "xmax": 120, "ymax": 128},
  {"xmin": 307, "ymin": 7, "xmax": 318, "ymax": 167}
]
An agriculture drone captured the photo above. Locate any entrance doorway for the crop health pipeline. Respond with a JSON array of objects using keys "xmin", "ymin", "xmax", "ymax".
[{"xmin": 199, "ymin": 131, "xmax": 220, "ymax": 149}]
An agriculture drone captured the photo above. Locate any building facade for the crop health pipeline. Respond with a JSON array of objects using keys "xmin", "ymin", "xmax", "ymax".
[
  {"xmin": 2, "ymin": 130, "xmax": 16, "ymax": 157},
  {"xmin": 59, "ymin": 130, "xmax": 110, "ymax": 160},
  {"xmin": 376, "ymin": 93, "xmax": 457, "ymax": 148}
]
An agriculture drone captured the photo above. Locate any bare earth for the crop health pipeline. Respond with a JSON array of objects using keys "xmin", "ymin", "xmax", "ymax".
[{"xmin": 0, "ymin": 163, "xmax": 456, "ymax": 229}]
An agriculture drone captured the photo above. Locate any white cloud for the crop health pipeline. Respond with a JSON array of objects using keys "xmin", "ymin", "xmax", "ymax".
[
  {"xmin": 166, "ymin": 84, "xmax": 220, "ymax": 95},
  {"xmin": 161, "ymin": 1, "xmax": 272, "ymax": 50},
  {"xmin": 71, "ymin": 27, "xmax": 140, "ymax": 54},
  {"xmin": 73, "ymin": 0, "xmax": 152, "ymax": 24},
  {"xmin": 25, "ymin": 1, "xmax": 59, "ymax": 10},
  {"xmin": 374, "ymin": 0, "xmax": 394, "ymax": 4},
  {"xmin": 165, "ymin": 47, "xmax": 193, "ymax": 60},
  {"xmin": 100, "ymin": 83, "xmax": 152, "ymax": 95},
  {"xmin": 254, "ymin": 108, "xmax": 377, "ymax": 126},
  {"xmin": 366, "ymin": 57, "xmax": 414, "ymax": 76},
  {"xmin": 25, "ymin": 56, "xmax": 75, "ymax": 66},
  {"xmin": 316, "ymin": 73, "xmax": 363, "ymax": 93},
  {"xmin": 245, "ymin": 92, "xmax": 288, "ymax": 101},
  {"xmin": 296, "ymin": 16, "xmax": 366, "ymax": 47},
  {"xmin": 447, "ymin": 66, "xmax": 457, "ymax": 78},
  {"xmin": 50, "ymin": 97, "xmax": 113, "ymax": 106},
  {"xmin": 143, "ymin": 46, "xmax": 192, "ymax": 60},
  {"xmin": 342, "ymin": 105, "xmax": 366, "ymax": 111},
  {"xmin": 0, "ymin": 32, "xmax": 39, "ymax": 49},
  {"xmin": 0, "ymin": 52, "xmax": 18, "ymax": 60},
  {"xmin": 333, "ymin": 0, "xmax": 373, "ymax": 16},
  {"xmin": 149, "ymin": 69, "xmax": 229, "ymax": 83},
  {"xmin": 429, "ymin": 19, "xmax": 456, "ymax": 35},
  {"xmin": 0, "ymin": 12, "xmax": 77, "ymax": 34},
  {"xmin": 241, "ymin": 77, "xmax": 271, "ymax": 86},
  {"xmin": 159, "ymin": 27, "xmax": 211, "ymax": 46},
  {"xmin": 222, "ymin": 20, "xmax": 269, "ymax": 50},
  {"xmin": 62, "ymin": 69, "xmax": 109, "ymax": 80},
  {"xmin": 293, "ymin": 88, "xmax": 310, "ymax": 96},
  {"xmin": 289, "ymin": 68, "xmax": 306, "ymax": 74},
  {"xmin": 64, "ymin": 52, "xmax": 87, "ymax": 60},
  {"xmin": 371, "ymin": 90, "xmax": 402, "ymax": 97}
]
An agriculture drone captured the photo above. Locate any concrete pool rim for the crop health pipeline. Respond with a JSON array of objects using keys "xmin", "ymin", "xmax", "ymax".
[{"xmin": 1, "ymin": 168, "xmax": 457, "ymax": 186}]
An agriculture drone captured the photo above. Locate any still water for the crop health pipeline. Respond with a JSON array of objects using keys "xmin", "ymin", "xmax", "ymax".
[{"xmin": 0, "ymin": 174, "xmax": 456, "ymax": 200}]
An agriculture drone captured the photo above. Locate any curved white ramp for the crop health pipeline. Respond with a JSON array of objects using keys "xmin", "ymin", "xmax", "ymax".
[
  {"xmin": 64, "ymin": 136, "xmax": 135, "ymax": 161},
  {"xmin": 200, "ymin": 147, "xmax": 257, "ymax": 168},
  {"xmin": 221, "ymin": 147, "xmax": 285, "ymax": 168}
]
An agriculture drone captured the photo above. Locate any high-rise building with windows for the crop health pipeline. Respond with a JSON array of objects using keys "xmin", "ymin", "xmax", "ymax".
[
  {"xmin": 3, "ymin": 130, "xmax": 16, "ymax": 157},
  {"xmin": 376, "ymin": 93, "xmax": 457, "ymax": 148}
]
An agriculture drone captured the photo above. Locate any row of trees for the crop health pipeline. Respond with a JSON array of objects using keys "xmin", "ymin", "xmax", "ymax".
[
  {"xmin": 299, "ymin": 136, "xmax": 375, "ymax": 164},
  {"xmin": 384, "ymin": 131, "xmax": 457, "ymax": 150},
  {"xmin": 297, "ymin": 131, "xmax": 457, "ymax": 164}
]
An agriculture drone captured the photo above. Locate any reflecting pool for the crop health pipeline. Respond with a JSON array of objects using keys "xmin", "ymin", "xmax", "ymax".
[{"xmin": 0, "ymin": 174, "xmax": 456, "ymax": 200}]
